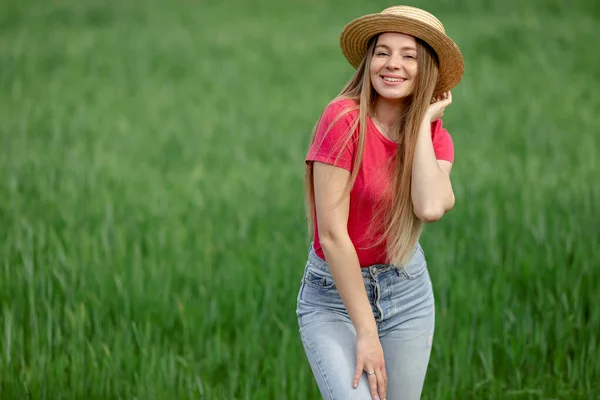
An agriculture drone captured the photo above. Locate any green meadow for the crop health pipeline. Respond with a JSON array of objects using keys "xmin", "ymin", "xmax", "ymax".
[{"xmin": 1, "ymin": 0, "xmax": 599, "ymax": 398}]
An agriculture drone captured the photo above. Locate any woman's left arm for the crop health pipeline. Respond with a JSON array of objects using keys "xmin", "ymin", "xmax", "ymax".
[{"xmin": 411, "ymin": 92, "xmax": 455, "ymax": 223}]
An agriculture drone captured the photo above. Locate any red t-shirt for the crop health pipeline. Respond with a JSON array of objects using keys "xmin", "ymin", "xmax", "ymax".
[{"xmin": 306, "ymin": 98, "xmax": 454, "ymax": 267}]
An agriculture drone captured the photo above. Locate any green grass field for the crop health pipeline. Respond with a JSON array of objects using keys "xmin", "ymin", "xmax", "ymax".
[{"xmin": 1, "ymin": 0, "xmax": 599, "ymax": 398}]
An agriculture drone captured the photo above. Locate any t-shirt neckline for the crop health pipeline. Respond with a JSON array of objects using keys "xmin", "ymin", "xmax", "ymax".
[{"xmin": 367, "ymin": 115, "xmax": 398, "ymax": 148}]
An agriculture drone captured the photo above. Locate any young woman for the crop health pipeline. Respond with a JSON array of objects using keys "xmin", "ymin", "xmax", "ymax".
[{"xmin": 296, "ymin": 6, "xmax": 465, "ymax": 400}]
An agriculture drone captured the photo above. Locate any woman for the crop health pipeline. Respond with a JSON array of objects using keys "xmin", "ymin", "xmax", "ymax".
[{"xmin": 296, "ymin": 6, "xmax": 464, "ymax": 400}]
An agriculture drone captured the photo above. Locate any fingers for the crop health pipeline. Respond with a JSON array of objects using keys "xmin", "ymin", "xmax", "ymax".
[
  {"xmin": 356, "ymin": 365, "xmax": 386, "ymax": 400},
  {"xmin": 353, "ymin": 363, "xmax": 362, "ymax": 389},
  {"xmin": 443, "ymin": 91, "xmax": 452, "ymax": 105},
  {"xmin": 377, "ymin": 367, "xmax": 387, "ymax": 400},
  {"xmin": 431, "ymin": 91, "xmax": 452, "ymax": 104},
  {"xmin": 365, "ymin": 367, "xmax": 387, "ymax": 400},
  {"xmin": 367, "ymin": 369, "xmax": 379, "ymax": 400}
]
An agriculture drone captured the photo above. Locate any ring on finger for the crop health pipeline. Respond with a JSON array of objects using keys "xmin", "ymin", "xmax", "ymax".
[{"xmin": 367, "ymin": 370, "xmax": 375, "ymax": 375}]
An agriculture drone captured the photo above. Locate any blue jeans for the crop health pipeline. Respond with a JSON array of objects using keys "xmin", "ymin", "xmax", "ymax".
[{"xmin": 296, "ymin": 244, "xmax": 435, "ymax": 400}]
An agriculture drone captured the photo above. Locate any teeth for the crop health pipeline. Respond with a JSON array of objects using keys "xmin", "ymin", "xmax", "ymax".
[{"xmin": 383, "ymin": 77, "xmax": 404, "ymax": 82}]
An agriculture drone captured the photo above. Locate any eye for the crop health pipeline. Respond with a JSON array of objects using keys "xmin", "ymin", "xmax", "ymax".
[
  {"xmin": 403, "ymin": 55, "xmax": 416, "ymax": 60},
  {"xmin": 376, "ymin": 52, "xmax": 389, "ymax": 56}
]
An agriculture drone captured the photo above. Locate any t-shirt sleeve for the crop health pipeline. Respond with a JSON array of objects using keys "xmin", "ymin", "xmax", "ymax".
[
  {"xmin": 431, "ymin": 119, "xmax": 454, "ymax": 163},
  {"xmin": 305, "ymin": 102, "xmax": 357, "ymax": 172}
]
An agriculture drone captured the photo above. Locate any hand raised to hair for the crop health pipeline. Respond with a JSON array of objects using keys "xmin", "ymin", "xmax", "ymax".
[{"xmin": 427, "ymin": 91, "xmax": 452, "ymax": 122}]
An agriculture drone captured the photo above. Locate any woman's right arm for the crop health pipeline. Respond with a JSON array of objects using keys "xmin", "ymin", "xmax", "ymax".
[{"xmin": 313, "ymin": 161, "xmax": 388, "ymax": 400}]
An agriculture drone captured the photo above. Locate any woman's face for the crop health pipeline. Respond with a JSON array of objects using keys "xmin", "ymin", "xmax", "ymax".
[{"xmin": 369, "ymin": 32, "xmax": 418, "ymax": 101}]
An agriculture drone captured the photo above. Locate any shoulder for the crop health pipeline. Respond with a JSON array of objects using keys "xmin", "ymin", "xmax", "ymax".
[
  {"xmin": 430, "ymin": 118, "xmax": 454, "ymax": 162},
  {"xmin": 307, "ymin": 99, "xmax": 359, "ymax": 170},
  {"xmin": 321, "ymin": 98, "xmax": 360, "ymax": 124},
  {"xmin": 430, "ymin": 118, "xmax": 452, "ymax": 141}
]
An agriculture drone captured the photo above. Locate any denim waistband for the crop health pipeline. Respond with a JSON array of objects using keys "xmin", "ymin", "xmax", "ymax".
[{"xmin": 307, "ymin": 242, "xmax": 423, "ymax": 279}]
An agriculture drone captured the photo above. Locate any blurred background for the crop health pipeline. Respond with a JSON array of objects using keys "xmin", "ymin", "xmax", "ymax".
[{"xmin": 1, "ymin": 0, "xmax": 599, "ymax": 398}]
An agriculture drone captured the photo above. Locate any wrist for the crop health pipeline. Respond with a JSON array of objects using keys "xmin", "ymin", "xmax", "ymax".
[
  {"xmin": 356, "ymin": 325, "xmax": 378, "ymax": 338},
  {"xmin": 419, "ymin": 116, "xmax": 433, "ymax": 133},
  {"xmin": 422, "ymin": 113, "xmax": 433, "ymax": 125}
]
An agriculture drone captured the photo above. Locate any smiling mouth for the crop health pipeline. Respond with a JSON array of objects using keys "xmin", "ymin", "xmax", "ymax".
[{"xmin": 381, "ymin": 76, "xmax": 406, "ymax": 82}]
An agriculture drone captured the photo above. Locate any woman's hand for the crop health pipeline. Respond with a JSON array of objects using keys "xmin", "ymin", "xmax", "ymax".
[
  {"xmin": 427, "ymin": 91, "xmax": 452, "ymax": 122},
  {"xmin": 353, "ymin": 333, "xmax": 387, "ymax": 400}
]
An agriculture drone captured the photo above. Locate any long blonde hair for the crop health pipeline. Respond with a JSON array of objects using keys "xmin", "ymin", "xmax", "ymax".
[{"xmin": 304, "ymin": 35, "xmax": 440, "ymax": 266}]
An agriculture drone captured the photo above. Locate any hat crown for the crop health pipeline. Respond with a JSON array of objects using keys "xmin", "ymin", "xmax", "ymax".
[{"xmin": 381, "ymin": 6, "xmax": 445, "ymax": 34}]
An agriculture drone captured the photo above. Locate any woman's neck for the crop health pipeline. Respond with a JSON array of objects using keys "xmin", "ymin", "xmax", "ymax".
[
  {"xmin": 372, "ymin": 97, "xmax": 408, "ymax": 125},
  {"xmin": 372, "ymin": 97, "xmax": 409, "ymax": 140}
]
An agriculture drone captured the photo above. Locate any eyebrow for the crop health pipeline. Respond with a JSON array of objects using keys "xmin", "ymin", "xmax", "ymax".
[{"xmin": 375, "ymin": 44, "xmax": 417, "ymax": 52}]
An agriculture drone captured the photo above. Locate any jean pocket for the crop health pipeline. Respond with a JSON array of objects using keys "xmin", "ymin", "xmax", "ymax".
[
  {"xmin": 303, "ymin": 264, "xmax": 336, "ymax": 291},
  {"xmin": 400, "ymin": 246, "xmax": 428, "ymax": 280}
]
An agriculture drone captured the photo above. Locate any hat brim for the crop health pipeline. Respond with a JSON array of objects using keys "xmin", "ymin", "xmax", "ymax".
[{"xmin": 340, "ymin": 14, "xmax": 465, "ymax": 95}]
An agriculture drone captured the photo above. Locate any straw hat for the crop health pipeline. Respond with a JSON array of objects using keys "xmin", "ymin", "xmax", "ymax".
[{"xmin": 340, "ymin": 5, "xmax": 464, "ymax": 95}]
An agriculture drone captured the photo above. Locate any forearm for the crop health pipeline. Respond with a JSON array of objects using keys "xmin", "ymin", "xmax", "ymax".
[
  {"xmin": 411, "ymin": 118, "xmax": 455, "ymax": 221},
  {"xmin": 320, "ymin": 235, "xmax": 377, "ymax": 337}
]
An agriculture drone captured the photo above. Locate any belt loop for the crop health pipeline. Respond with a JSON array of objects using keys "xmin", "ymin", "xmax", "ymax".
[{"xmin": 368, "ymin": 265, "xmax": 377, "ymax": 281}]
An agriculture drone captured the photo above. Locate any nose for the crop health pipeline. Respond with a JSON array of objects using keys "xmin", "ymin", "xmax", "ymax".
[{"xmin": 385, "ymin": 55, "xmax": 402, "ymax": 70}]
